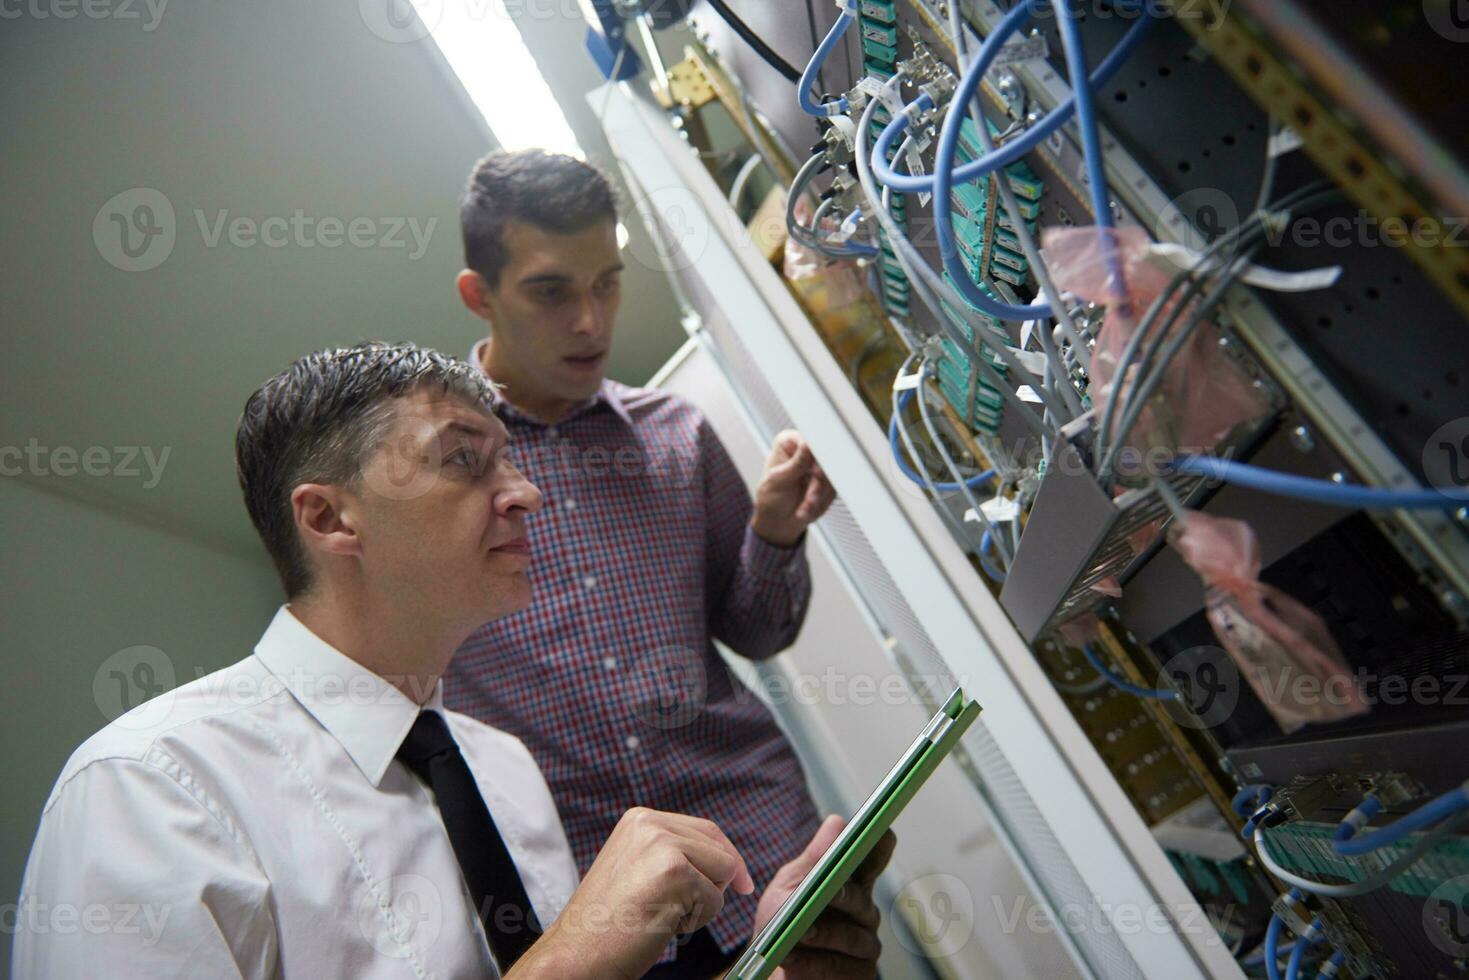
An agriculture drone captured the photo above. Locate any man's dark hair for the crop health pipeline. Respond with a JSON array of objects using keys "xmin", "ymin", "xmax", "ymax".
[
  {"xmin": 236, "ymin": 341, "xmax": 499, "ymax": 598},
  {"xmin": 461, "ymin": 148, "xmax": 618, "ymax": 286}
]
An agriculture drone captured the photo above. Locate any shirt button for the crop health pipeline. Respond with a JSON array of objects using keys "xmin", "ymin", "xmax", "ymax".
[
  {"xmin": 547, "ymin": 426, "xmax": 559, "ymax": 440},
  {"xmin": 625, "ymin": 735, "xmax": 641, "ymax": 751},
  {"xmin": 603, "ymin": 657, "xmax": 618, "ymax": 670},
  {"xmin": 564, "ymin": 499, "xmax": 577, "ymax": 511},
  {"xmin": 583, "ymin": 575, "xmax": 598, "ymax": 590}
]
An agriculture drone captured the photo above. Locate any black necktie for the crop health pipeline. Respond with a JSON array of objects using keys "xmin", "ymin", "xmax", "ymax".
[{"xmin": 396, "ymin": 709, "xmax": 542, "ymax": 969}]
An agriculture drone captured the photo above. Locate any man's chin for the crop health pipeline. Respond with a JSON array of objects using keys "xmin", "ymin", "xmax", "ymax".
[{"xmin": 478, "ymin": 575, "xmax": 532, "ymax": 624}]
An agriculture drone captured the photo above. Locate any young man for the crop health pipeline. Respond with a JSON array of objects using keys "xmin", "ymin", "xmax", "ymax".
[
  {"xmin": 450, "ymin": 150, "xmax": 838, "ymax": 975},
  {"xmin": 13, "ymin": 343, "xmax": 888, "ymax": 978}
]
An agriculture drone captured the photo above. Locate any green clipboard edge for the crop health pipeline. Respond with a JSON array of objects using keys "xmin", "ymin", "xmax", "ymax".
[{"xmin": 725, "ymin": 687, "xmax": 982, "ymax": 980}]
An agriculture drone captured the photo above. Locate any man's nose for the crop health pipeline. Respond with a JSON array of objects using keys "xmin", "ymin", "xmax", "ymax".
[
  {"xmin": 499, "ymin": 467, "xmax": 544, "ymax": 515},
  {"xmin": 571, "ymin": 294, "xmax": 605, "ymax": 336}
]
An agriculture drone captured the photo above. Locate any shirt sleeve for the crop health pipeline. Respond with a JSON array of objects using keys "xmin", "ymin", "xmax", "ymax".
[
  {"xmin": 700, "ymin": 416, "xmax": 813, "ymax": 661},
  {"xmin": 13, "ymin": 754, "xmax": 278, "ymax": 979}
]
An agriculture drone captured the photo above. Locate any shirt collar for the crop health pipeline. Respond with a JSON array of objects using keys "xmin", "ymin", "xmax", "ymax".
[
  {"xmin": 253, "ymin": 605, "xmax": 443, "ymax": 788},
  {"xmin": 468, "ymin": 337, "xmax": 633, "ymax": 428}
]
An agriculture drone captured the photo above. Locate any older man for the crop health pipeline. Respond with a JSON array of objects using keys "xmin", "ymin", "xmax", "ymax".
[{"xmin": 13, "ymin": 342, "xmax": 887, "ymax": 979}]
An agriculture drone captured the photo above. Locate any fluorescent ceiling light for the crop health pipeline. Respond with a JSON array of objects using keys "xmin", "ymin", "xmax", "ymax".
[{"xmin": 418, "ymin": 1, "xmax": 583, "ymax": 158}]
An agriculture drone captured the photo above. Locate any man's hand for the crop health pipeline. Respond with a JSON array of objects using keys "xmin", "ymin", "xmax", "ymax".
[
  {"xmin": 752, "ymin": 815, "xmax": 897, "ymax": 979},
  {"xmin": 752, "ymin": 431, "xmax": 837, "ymax": 548},
  {"xmin": 509, "ymin": 808, "xmax": 754, "ymax": 980}
]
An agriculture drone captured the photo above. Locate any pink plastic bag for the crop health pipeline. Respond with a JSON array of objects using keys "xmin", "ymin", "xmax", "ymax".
[
  {"xmin": 1041, "ymin": 226, "xmax": 1269, "ymax": 477},
  {"xmin": 1167, "ymin": 510, "xmax": 1368, "ymax": 732},
  {"xmin": 783, "ymin": 194, "xmax": 865, "ymax": 309}
]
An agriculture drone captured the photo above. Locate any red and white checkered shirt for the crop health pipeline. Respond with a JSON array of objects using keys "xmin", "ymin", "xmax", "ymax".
[{"xmin": 445, "ymin": 354, "xmax": 819, "ymax": 959}]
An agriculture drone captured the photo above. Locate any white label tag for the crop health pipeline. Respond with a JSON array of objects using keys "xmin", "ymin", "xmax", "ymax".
[
  {"xmin": 1147, "ymin": 242, "xmax": 1341, "ymax": 293},
  {"xmin": 1011, "ymin": 349, "xmax": 1048, "ymax": 375},
  {"xmin": 992, "ymin": 34, "xmax": 1048, "ymax": 68},
  {"xmin": 1268, "ymin": 126, "xmax": 1304, "ymax": 158},
  {"xmin": 1016, "ymin": 384, "xmax": 1044, "ymax": 403},
  {"xmin": 964, "ymin": 494, "xmax": 1021, "ymax": 524}
]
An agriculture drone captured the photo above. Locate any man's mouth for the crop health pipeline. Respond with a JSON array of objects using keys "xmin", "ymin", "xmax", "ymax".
[
  {"xmin": 563, "ymin": 352, "xmax": 607, "ymax": 371},
  {"xmin": 489, "ymin": 537, "xmax": 531, "ymax": 555}
]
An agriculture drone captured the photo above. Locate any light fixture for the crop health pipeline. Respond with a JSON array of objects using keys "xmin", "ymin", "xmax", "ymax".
[{"xmin": 418, "ymin": 0, "xmax": 583, "ymax": 158}]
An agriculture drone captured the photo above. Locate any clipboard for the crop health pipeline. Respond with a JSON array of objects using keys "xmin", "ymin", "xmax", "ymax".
[{"xmin": 724, "ymin": 687, "xmax": 982, "ymax": 979}]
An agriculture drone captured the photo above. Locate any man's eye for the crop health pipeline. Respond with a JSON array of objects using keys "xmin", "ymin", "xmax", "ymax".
[
  {"xmin": 447, "ymin": 447, "xmax": 480, "ymax": 469},
  {"xmin": 534, "ymin": 286, "xmax": 567, "ymax": 304}
]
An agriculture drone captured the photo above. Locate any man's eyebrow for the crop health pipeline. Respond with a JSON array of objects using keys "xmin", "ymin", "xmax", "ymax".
[
  {"xmin": 517, "ymin": 272, "xmax": 572, "ymax": 287},
  {"xmin": 517, "ymin": 262, "xmax": 624, "ymax": 286},
  {"xmin": 438, "ymin": 419, "xmax": 502, "ymax": 443}
]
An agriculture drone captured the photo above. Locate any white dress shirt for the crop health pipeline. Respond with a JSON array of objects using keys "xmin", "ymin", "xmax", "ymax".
[{"xmin": 13, "ymin": 606, "xmax": 580, "ymax": 979}]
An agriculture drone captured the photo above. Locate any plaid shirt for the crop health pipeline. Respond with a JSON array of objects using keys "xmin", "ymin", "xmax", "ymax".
[{"xmin": 445, "ymin": 347, "xmax": 819, "ymax": 959}]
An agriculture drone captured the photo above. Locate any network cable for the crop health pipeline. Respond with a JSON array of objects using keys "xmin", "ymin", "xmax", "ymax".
[
  {"xmin": 869, "ymin": 7, "xmax": 1156, "ymax": 195},
  {"xmin": 1334, "ymin": 783, "xmax": 1469, "ymax": 856},
  {"xmin": 1167, "ymin": 457, "xmax": 1469, "ymax": 510},
  {"xmin": 852, "ymin": 75, "xmax": 1058, "ymax": 435},
  {"xmin": 915, "ymin": 360, "xmax": 1015, "ymax": 564},
  {"xmin": 798, "ymin": 0, "xmax": 856, "ymax": 117},
  {"xmin": 1252, "ymin": 809, "xmax": 1469, "ymax": 898},
  {"xmin": 947, "ymin": 0, "xmax": 1088, "ymax": 417},
  {"xmin": 701, "ymin": 0, "xmax": 802, "ymax": 83},
  {"xmin": 1093, "ymin": 184, "xmax": 1342, "ymax": 481},
  {"xmin": 1055, "ymin": 0, "xmax": 1128, "ymax": 305},
  {"xmin": 1284, "ymin": 918, "xmax": 1325, "ymax": 980},
  {"xmin": 888, "ymin": 391, "xmax": 997, "ymax": 493},
  {"xmin": 1081, "ymin": 643, "xmax": 1177, "ymax": 700}
]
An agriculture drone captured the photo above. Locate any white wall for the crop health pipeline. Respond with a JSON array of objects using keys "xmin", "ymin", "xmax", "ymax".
[{"xmin": 0, "ymin": 478, "xmax": 282, "ymax": 966}]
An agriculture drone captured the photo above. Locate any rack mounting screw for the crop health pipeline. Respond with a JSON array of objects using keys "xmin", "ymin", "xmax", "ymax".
[{"xmin": 1289, "ymin": 425, "xmax": 1314, "ymax": 453}]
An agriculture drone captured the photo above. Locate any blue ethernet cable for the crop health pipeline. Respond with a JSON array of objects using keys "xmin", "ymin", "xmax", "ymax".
[
  {"xmin": 1167, "ymin": 456, "xmax": 1469, "ymax": 510},
  {"xmin": 978, "ymin": 528, "xmax": 1007, "ymax": 582},
  {"xmin": 1285, "ymin": 919, "xmax": 1324, "ymax": 980},
  {"xmin": 887, "ymin": 390, "xmax": 997, "ymax": 492},
  {"xmin": 1055, "ymin": 0, "xmax": 1127, "ymax": 303},
  {"xmin": 799, "ymin": 0, "xmax": 857, "ymax": 117},
  {"xmin": 869, "ymin": 5, "xmax": 1156, "ymax": 195},
  {"xmin": 1333, "ymin": 784, "xmax": 1469, "ymax": 857},
  {"xmin": 1081, "ymin": 643, "xmax": 1176, "ymax": 700},
  {"xmin": 1233, "ymin": 784, "xmax": 1273, "ymax": 817}
]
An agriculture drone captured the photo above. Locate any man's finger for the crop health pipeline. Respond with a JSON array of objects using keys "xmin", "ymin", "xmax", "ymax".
[
  {"xmin": 662, "ymin": 814, "xmax": 755, "ymax": 895},
  {"xmin": 794, "ymin": 815, "xmax": 846, "ymax": 873},
  {"xmin": 767, "ymin": 430, "xmax": 804, "ymax": 466},
  {"xmin": 766, "ymin": 442, "xmax": 812, "ymax": 480}
]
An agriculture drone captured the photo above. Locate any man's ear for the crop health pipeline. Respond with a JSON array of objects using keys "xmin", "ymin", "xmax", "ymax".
[
  {"xmin": 456, "ymin": 269, "xmax": 495, "ymax": 322},
  {"xmin": 291, "ymin": 482, "xmax": 363, "ymax": 563}
]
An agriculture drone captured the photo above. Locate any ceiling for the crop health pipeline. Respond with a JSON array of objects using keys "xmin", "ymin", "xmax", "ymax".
[{"xmin": 0, "ymin": 0, "xmax": 685, "ymax": 561}]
